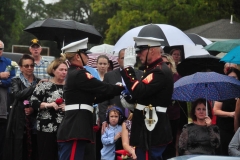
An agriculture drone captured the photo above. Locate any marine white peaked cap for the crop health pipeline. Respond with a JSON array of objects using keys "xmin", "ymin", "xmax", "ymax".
[
  {"xmin": 133, "ymin": 37, "xmax": 164, "ymax": 47},
  {"xmin": 61, "ymin": 38, "xmax": 88, "ymax": 53}
]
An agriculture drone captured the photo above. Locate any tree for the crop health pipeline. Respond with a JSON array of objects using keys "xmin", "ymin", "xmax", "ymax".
[
  {"xmin": 91, "ymin": 0, "xmax": 240, "ymax": 44},
  {"xmin": 0, "ymin": 0, "xmax": 25, "ymax": 51}
]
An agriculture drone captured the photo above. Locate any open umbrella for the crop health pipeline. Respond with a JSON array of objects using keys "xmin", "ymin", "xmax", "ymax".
[
  {"xmin": 24, "ymin": 18, "xmax": 102, "ymax": 48},
  {"xmin": 112, "ymin": 24, "xmax": 195, "ymax": 55},
  {"xmin": 177, "ymin": 54, "xmax": 225, "ymax": 77},
  {"xmin": 204, "ymin": 39, "xmax": 240, "ymax": 53},
  {"xmin": 90, "ymin": 44, "xmax": 114, "ymax": 55},
  {"xmin": 172, "ymin": 72, "xmax": 240, "ymax": 103},
  {"xmin": 87, "ymin": 53, "xmax": 119, "ymax": 70},
  {"xmin": 185, "ymin": 33, "xmax": 212, "ymax": 46},
  {"xmin": 220, "ymin": 46, "xmax": 240, "ymax": 64}
]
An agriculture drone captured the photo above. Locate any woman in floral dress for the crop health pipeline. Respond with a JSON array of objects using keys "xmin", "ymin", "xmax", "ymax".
[{"xmin": 31, "ymin": 58, "xmax": 67, "ymax": 160}]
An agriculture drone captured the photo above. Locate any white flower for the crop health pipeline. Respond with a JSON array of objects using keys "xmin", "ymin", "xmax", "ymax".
[{"xmin": 11, "ymin": 61, "xmax": 18, "ymax": 67}]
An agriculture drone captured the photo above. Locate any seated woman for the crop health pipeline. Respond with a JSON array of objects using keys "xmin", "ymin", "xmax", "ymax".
[
  {"xmin": 229, "ymin": 127, "xmax": 240, "ymax": 156},
  {"xmin": 178, "ymin": 98, "xmax": 220, "ymax": 155},
  {"xmin": 31, "ymin": 58, "xmax": 67, "ymax": 160}
]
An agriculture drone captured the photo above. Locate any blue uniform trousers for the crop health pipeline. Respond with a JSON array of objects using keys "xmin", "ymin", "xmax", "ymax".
[
  {"xmin": 58, "ymin": 140, "xmax": 87, "ymax": 160},
  {"xmin": 135, "ymin": 145, "xmax": 167, "ymax": 160}
]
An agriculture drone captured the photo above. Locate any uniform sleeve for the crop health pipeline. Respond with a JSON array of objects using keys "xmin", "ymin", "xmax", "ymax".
[
  {"xmin": 101, "ymin": 129, "xmax": 115, "ymax": 145},
  {"xmin": 31, "ymin": 82, "xmax": 46, "ymax": 111},
  {"xmin": 11, "ymin": 78, "xmax": 36, "ymax": 101},
  {"xmin": 178, "ymin": 125, "xmax": 190, "ymax": 155},
  {"xmin": 120, "ymin": 67, "xmax": 166, "ymax": 99},
  {"xmin": 75, "ymin": 71, "xmax": 124, "ymax": 102},
  {"xmin": 208, "ymin": 125, "xmax": 220, "ymax": 149},
  {"xmin": 228, "ymin": 127, "xmax": 240, "ymax": 156}
]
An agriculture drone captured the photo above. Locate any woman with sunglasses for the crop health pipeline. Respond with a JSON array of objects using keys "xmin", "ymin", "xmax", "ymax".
[{"xmin": 4, "ymin": 54, "xmax": 41, "ymax": 160}]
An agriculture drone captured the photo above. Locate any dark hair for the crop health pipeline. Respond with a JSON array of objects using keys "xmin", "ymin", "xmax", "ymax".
[
  {"xmin": 118, "ymin": 48, "xmax": 126, "ymax": 58},
  {"xmin": 97, "ymin": 55, "xmax": 109, "ymax": 63},
  {"xmin": 105, "ymin": 106, "xmax": 125, "ymax": 125},
  {"xmin": 226, "ymin": 67, "xmax": 240, "ymax": 80},
  {"xmin": 47, "ymin": 58, "xmax": 67, "ymax": 77},
  {"xmin": 190, "ymin": 98, "xmax": 212, "ymax": 121},
  {"xmin": 169, "ymin": 48, "xmax": 181, "ymax": 55},
  {"xmin": 18, "ymin": 54, "xmax": 34, "ymax": 66},
  {"xmin": 108, "ymin": 60, "xmax": 114, "ymax": 70}
]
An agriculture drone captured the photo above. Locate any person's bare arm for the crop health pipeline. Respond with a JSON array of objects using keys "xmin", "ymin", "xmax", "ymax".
[
  {"xmin": 234, "ymin": 99, "xmax": 240, "ymax": 132},
  {"xmin": 213, "ymin": 101, "xmax": 234, "ymax": 118},
  {"xmin": 122, "ymin": 122, "xmax": 137, "ymax": 159}
]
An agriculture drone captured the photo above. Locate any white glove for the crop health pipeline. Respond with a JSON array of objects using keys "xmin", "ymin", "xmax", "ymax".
[{"xmin": 124, "ymin": 46, "xmax": 136, "ymax": 68}]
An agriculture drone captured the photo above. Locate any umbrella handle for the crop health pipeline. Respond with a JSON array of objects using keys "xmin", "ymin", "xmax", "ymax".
[{"xmin": 206, "ymin": 100, "xmax": 208, "ymax": 117}]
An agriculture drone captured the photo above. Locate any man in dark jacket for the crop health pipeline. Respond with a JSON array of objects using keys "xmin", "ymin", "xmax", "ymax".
[{"xmin": 120, "ymin": 37, "xmax": 174, "ymax": 160}]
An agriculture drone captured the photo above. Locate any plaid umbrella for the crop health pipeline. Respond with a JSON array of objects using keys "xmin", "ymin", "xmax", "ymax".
[{"xmin": 87, "ymin": 53, "xmax": 119, "ymax": 70}]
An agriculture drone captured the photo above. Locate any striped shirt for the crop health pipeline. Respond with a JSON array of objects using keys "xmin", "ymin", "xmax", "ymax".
[{"xmin": 16, "ymin": 59, "xmax": 50, "ymax": 79}]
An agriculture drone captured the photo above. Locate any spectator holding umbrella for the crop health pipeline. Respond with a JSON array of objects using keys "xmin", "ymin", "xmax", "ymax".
[{"xmin": 179, "ymin": 98, "xmax": 220, "ymax": 155}]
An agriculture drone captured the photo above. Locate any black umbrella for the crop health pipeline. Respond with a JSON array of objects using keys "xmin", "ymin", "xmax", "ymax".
[
  {"xmin": 177, "ymin": 54, "xmax": 225, "ymax": 77},
  {"xmin": 24, "ymin": 18, "xmax": 102, "ymax": 48},
  {"xmin": 186, "ymin": 33, "xmax": 212, "ymax": 46}
]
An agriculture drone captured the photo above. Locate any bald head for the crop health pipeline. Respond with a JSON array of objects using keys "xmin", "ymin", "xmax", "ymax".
[{"xmin": 0, "ymin": 40, "xmax": 4, "ymax": 57}]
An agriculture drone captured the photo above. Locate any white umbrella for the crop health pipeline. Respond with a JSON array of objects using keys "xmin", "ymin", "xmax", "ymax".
[
  {"xmin": 112, "ymin": 24, "xmax": 195, "ymax": 56},
  {"xmin": 90, "ymin": 44, "xmax": 114, "ymax": 55}
]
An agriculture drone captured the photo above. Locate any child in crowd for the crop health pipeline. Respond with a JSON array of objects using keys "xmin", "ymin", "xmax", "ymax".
[{"xmin": 101, "ymin": 106, "xmax": 125, "ymax": 160}]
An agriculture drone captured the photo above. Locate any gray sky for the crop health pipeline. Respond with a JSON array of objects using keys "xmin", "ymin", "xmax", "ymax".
[{"xmin": 22, "ymin": 0, "xmax": 59, "ymax": 4}]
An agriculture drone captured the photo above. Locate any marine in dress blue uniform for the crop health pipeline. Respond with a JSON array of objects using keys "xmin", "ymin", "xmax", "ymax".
[
  {"xmin": 57, "ymin": 38, "xmax": 124, "ymax": 160},
  {"xmin": 120, "ymin": 37, "xmax": 174, "ymax": 160}
]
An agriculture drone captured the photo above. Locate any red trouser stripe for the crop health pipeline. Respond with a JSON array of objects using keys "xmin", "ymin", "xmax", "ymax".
[
  {"xmin": 70, "ymin": 140, "xmax": 77, "ymax": 160},
  {"xmin": 146, "ymin": 150, "xmax": 149, "ymax": 160}
]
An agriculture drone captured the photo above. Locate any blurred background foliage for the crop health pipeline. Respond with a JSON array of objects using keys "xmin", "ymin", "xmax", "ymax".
[{"xmin": 0, "ymin": 0, "xmax": 239, "ymax": 57}]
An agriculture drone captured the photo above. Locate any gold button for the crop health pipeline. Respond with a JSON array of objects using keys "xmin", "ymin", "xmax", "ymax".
[
  {"xmin": 129, "ymin": 73, "xmax": 131, "ymax": 75},
  {"xmin": 126, "ymin": 68, "xmax": 129, "ymax": 71},
  {"xmin": 132, "ymin": 78, "xmax": 134, "ymax": 80}
]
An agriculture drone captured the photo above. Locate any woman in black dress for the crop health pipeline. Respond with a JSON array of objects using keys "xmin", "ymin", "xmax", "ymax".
[{"xmin": 179, "ymin": 98, "xmax": 220, "ymax": 155}]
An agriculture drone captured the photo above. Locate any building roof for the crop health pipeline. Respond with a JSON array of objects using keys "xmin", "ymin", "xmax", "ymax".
[{"xmin": 184, "ymin": 19, "xmax": 240, "ymax": 41}]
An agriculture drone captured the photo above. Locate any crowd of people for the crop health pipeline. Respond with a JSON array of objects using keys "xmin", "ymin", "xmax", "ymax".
[{"xmin": 1, "ymin": 34, "xmax": 240, "ymax": 160}]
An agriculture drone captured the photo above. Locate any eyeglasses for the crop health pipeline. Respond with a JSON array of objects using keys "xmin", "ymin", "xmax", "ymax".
[
  {"xmin": 0, "ymin": 48, "xmax": 4, "ymax": 50},
  {"xmin": 22, "ymin": 64, "xmax": 34, "ymax": 68},
  {"xmin": 165, "ymin": 62, "xmax": 171, "ymax": 65}
]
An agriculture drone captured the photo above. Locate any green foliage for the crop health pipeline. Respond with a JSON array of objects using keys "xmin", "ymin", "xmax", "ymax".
[
  {"xmin": 2, "ymin": 0, "xmax": 240, "ymax": 54},
  {"xmin": 0, "ymin": 0, "xmax": 25, "ymax": 50}
]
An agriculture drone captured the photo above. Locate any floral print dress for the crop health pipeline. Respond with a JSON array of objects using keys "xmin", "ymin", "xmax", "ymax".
[{"xmin": 31, "ymin": 81, "xmax": 64, "ymax": 133}]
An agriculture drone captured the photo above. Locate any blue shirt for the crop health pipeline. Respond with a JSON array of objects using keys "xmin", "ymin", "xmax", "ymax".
[
  {"xmin": 101, "ymin": 124, "xmax": 122, "ymax": 160},
  {"xmin": 84, "ymin": 65, "xmax": 101, "ymax": 80},
  {"xmin": 0, "ymin": 56, "xmax": 15, "ymax": 87}
]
